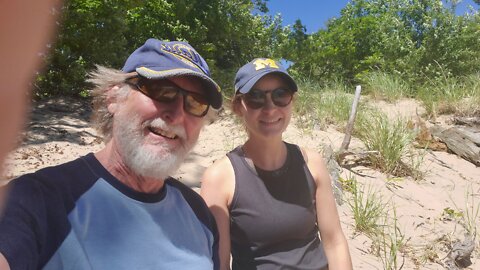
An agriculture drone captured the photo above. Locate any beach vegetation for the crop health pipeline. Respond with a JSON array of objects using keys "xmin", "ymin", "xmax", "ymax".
[
  {"xmin": 356, "ymin": 112, "xmax": 420, "ymax": 177},
  {"xmin": 346, "ymin": 176, "xmax": 383, "ymax": 235}
]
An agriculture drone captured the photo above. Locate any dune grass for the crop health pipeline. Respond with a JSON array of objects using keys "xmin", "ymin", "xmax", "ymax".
[
  {"xmin": 344, "ymin": 175, "xmax": 406, "ymax": 268},
  {"xmin": 356, "ymin": 112, "xmax": 419, "ymax": 177},
  {"xmin": 294, "ymin": 76, "xmax": 430, "ymax": 179},
  {"xmin": 292, "ymin": 73, "xmax": 478, "ymax": 268},
  {"xmin": 373, "ymin": 207, "xmax": 406, "ymax": 270},
  {"xmin": 293, "ymin": 71, "xmax": 479, "ymax": 129},
  {"xmin": 294, "ymin": 78, "xmax": 371, "ymax": 130},
  {"xmin": 417, "ymin": 73, "xmax": 480, "ymax": 118},
  {"xmin": 345, "ymin": 175, "xmax": 384, "ymax": 235},
  {"xmin": 360, "ymin": 71, "xmax": 412, "ymax": 102},
  {"xmin": 450, "ymin": 185, "xmax": 480, "ymax": 239}
]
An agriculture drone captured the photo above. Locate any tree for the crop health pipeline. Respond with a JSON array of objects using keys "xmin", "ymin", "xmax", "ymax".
[
  {"xmin": 35, "ymin": 0, "xmax": 281, "ymax": 97},
  {"xmin": 287, "ymin": 0, "xmax": 480, "ymax": 85},
  {"xmin": 36, "ymin": 0, "xmax": 134, "ymax": 96}
]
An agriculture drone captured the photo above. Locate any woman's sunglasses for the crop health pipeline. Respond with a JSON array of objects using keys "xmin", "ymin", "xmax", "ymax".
[
  {"xmin": 125, "ymin": 77, "xmax": 210, "ymax": 117},
  {"xmin": 241, "ymin": 88, "xmax": 294, "ymax": 109}
]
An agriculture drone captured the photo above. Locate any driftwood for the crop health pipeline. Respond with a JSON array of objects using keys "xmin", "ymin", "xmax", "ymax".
[
  {"xmin": 322, "ymin": 145, "xmax": 344, "ymax": 205},
  {"xmin": 410, "ymin": 116, "xmax": 448, "ymax": 151},
  {"xmin": 327, "ymin": 85, "xmax": 362, "ymax": 205},
  {"xmin": 430, "ymin": 125, "xmax": 480, "ymax": 166},
  {"xmin": 453, "ymin": 116, "xmax": 480, "ymax": 127},
  {"xmin": 442, "ymin": 235, "xmax": 475, "ymax": 270},
  {"xmin": 339, "ymin": 85, "xmax": 362, "ymax": 153}
]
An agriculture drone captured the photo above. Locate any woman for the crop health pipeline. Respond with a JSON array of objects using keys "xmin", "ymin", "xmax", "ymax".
[{"xmin": 200, "ymin": 58, "xmax": 352, "ymax": 270}]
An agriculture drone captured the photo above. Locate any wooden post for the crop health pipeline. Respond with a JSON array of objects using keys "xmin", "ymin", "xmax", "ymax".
[{"xmin": 339, "ymin": 85, "xmax": 362, "ymax": 153}]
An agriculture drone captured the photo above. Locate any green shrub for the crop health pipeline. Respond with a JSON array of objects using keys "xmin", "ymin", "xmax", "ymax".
[
  {"xmin": 294, "ymin": 77, "xmax": 370, "ymax": 130},
  {"xmin": 360, "ymin": 71, "xmax": 411, "ymax": 102},
  {"xmin": 417, "ymin": 73, "xmax": 480, "ymax": 117},
  {"xmin": 357, "ymin": 112, "xmax": 416, "ymax": 176}
]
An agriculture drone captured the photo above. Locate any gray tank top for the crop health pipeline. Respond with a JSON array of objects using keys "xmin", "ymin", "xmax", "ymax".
[{"xmin": 227, "ymin": 142, "xmax": 328, "ymax": 270}]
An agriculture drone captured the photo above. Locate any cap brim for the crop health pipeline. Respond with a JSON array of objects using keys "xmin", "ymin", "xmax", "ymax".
[
  {"xmin": 237, "ymin": 70, "xmax": 297, "ymax": 94},
  {"xmin": 136, "ymin": 67, "xmax": 222, "ymax": 109}
]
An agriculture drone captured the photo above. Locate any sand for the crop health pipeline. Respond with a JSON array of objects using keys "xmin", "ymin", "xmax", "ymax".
[{"xmin": 1, "ymin": 97, "xmax": 479, "ymax": 269}]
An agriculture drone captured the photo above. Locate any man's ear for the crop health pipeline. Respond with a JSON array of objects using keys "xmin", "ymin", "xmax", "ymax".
[{"xmin": 106, "ymin": 85, "xmax": 122, "ymax": 114}]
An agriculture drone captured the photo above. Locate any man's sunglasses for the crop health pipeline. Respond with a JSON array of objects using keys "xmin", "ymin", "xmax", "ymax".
[
  {"xmin": 241, "ymin": 88, "xmax": 294, "ymax": 109},
  {"xmin": 125, "ymin": 77, "xmax": 210, "ymax": 117}
]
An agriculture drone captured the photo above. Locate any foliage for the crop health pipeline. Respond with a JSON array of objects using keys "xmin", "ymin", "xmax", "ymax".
[
  {"xmin": 293, "ymin": 77, "xmax": 374, "ymax": 130},
  {"xmin": 347, "ymin": 175, "xmax": 384, "ymax": 235},
  {"xmin": 417, "ymin": 72, "xmax": 480, "ymax": 117},
  {"xmin": 373, "ymin": 207, "xmax": 405, "ymax": 270},
  {"xmin": 35, "ymin": 0, "xmax": 133, "ymax": 97},
  {"xmin": 287, "ymin": 0, "xmax": 480, "ymax": 88},
  {"xmin": 357, "ymin": 112, "xmax": 417, "ymax": 176},
  {"xmin": 360, "ymin": 71, "xmax": 412, "ymax": 102},
  {"xmin": 35, "ymin": 0, "xmax": 480, "ymax": 104},
  {"xmin": 35, "ymin": 0, "xmax": 284, "ymax": 98}
]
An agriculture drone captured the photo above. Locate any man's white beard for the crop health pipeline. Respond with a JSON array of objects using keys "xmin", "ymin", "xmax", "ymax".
[{"xmin": 114, "ymin": 112, "xmax": 196, "ymax": 180}]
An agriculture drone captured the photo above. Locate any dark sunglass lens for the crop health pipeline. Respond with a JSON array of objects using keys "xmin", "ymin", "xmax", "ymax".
[
  {"xmin": 139, "ymin": 79, "xmax": 175, "ymax": 101},
  {"xmin": 248, "ymin": 89, "xmax": 265, "ymax": 100},
  {"xmin": 244, "ymin": 90, "xmax": 265, "ymax": 109},
  {"xmin": 130, "ymin": 78, "xmax": 210, "ymax": 117},
  {"xmin": 272, "ymin": 88, "xmax": 293, "ymax": 107}
]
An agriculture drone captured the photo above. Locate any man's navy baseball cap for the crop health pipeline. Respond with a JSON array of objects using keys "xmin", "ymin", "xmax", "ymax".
[
  {"xmin": 234, "ymin": 58, "xmax": 297, "ymax": 94},
  {"xmin": 122, "ymin": 39, "xmax": 222, "ymax": 109}
]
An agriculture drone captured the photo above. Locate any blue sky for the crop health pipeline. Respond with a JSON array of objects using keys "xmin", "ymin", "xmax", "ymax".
[{"xmin": 266, "ymin": 0, "xmax": 479, "ymax": 33}]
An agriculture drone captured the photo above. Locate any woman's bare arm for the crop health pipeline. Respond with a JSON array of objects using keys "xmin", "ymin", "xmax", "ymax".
[
  {"xmin": 305, "ymin": 148, "xmax": 353, "ymax": 269},
  {"xmin": 200, "ymin": 157, "xmax": 235, "ymax": 270}
]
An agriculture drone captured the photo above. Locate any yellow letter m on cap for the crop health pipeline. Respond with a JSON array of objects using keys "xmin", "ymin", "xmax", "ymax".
[{"xmin": 253, "ymin": 58, "xmax": 279, "ymax": 70}]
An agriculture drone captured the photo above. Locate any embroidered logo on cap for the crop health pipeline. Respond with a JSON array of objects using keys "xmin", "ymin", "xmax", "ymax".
[
  {"xmin": 253, "ymin": 58, "xmax": 279, "ymax": 70},
  {"xmin": 161, "ymin": 43, "xmax": 209, "ymax": 75}
]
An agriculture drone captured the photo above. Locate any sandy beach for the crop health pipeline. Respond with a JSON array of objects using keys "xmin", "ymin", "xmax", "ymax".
[{"xmin": 2, "ymin": 96, "xmax": 479, "ymax": 269}]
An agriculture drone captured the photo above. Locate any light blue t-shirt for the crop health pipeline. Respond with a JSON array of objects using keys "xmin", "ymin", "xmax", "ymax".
[{"xmin": 0, "ymin": 153, "xmax": 219, "ymax": 270}]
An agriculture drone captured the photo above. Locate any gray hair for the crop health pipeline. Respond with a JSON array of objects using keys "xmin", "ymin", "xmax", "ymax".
[
  {"xmin": 88, "ymin": 65, "xmax": 217, "ymax": 142},
  {"xmin": 88, "ymin": 65, "xmax": 132, "ymax": 142}
]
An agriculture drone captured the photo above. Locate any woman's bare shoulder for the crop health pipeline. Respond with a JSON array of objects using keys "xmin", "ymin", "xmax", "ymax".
[
  {"xmin": 297, "ymin": 146, "xmax": 324, "ymax": 164},
  {"xmin": 201, "ymin": 155, "xmax": 236, "ymax": 206},
  {"xmin": 201, "ymin": 155, "xmax": 235, "ymax": 189},
  {"xmin": 297, "ymin": 146, "xmax": 329, "ymax": 183}
]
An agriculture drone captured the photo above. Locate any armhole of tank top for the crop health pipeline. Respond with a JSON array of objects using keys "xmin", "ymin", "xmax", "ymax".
[
  {"xmin": 297, "ymin": 144, "xmax": 309, "ymax": 164},
  {"xmin": 226, "ymin": 152, "xmax": 240, "ymax": 211},
  {"xmin": 294, "ymin": 144, "xmax": 317, "ymax": 201}
]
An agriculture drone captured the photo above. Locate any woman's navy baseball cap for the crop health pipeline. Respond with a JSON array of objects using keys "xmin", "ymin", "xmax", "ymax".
[
  {"xmin": 234, "ymin": 58, "xmax": 297, "ymax": 94},
  {"xmin": 122, "ymin": 39, "xmax": 222, "ymax": 109}
]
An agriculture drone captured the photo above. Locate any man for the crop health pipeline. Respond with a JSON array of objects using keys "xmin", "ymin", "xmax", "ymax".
[{"xmin": 0, "ymin": 39, "xmax": 222, "ymax": 270}]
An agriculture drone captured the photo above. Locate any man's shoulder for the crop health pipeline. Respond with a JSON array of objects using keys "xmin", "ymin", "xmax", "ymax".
[
  {"xmin": 165, "ymin": 178, "xmax": 217, "ymax": 230},
  {"xmin": 20, "ymin": 153, "xmax": 93, "ymax": 176},
  {"xmin": 165, "ymin": 177, "xmax": 204, "ymax": 203},
  {"xmin": 7, "ymin": 153, "xmax": 100, "ymax": 197}
]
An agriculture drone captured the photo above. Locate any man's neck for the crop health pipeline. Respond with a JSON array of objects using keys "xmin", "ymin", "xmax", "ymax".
[{"xmin": 94, "ymin": 142, "xmax": 165, "ymax": 194}]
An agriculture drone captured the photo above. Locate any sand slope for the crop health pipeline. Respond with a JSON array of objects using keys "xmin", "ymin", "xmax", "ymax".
[{"xmin": 2, "ymin": 97, "xmax": 479, "ymax": 269}]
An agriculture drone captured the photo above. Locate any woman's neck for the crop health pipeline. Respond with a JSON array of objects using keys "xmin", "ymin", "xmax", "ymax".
[{"xmin": 242, "ymin": 138, "xmax": 287, "ymax": 171}]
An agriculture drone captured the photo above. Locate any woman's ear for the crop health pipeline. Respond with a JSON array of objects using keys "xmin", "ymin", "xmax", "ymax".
[{"xmin": 231, "ymin": 96, "xmax": 243, "ymax": 116}]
